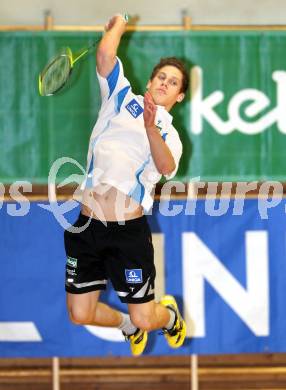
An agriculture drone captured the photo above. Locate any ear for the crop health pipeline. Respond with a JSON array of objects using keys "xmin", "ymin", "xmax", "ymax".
[
  {"xmin": 176, "ymin": 93, "xmax": 185, "ymax": 103},
  {"xmin": 146, "ymin": 80, "xmax": 151, "ymax": 90}
]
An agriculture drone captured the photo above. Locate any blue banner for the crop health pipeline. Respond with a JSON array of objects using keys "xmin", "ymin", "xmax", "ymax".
[{"xmin": 1, "ymin": 198, "xmax": 285, "ymax": 357}]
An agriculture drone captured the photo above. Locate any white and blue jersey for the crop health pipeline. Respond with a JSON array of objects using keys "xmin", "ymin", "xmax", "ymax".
[{"xmin": 82, "ymin": 57, "xmax": 183, "ymax": 212}]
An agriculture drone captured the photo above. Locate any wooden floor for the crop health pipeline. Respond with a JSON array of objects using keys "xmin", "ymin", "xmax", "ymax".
[{"xmin": 1, "ymin": 354, "xmax": 286, "ymax": 390}]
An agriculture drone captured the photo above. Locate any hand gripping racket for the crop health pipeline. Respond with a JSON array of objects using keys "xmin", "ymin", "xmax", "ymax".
[{"xmin": 39, "ymin": 14, "xmax": 128, "ymax": 96}]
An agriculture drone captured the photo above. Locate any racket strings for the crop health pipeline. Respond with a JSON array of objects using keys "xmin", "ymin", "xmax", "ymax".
[{"xmin": 40, "ymin": 55, "xmax": 71, "ymax": 96}]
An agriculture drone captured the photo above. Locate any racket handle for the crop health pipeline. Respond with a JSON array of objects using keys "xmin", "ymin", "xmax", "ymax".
[
  {"xmin": 73, "ymin": 14, "xmax": 128, "ymax": 64},
  {"xmin": 73, "ymin": 43, "xmax": 96, "ymax": 64}
]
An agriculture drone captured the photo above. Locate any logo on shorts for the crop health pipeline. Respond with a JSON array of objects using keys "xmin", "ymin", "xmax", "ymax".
[
  {"xmin": 126, "ymin": 99, "xmax": 143, "ymax": 118},
  {"xmin": 125, "ymin": 269, "xmax": 143, "ymax": 283},
  {"xmin": 67, "ymin": 256, "xmax": 77, "ymax": 268}
]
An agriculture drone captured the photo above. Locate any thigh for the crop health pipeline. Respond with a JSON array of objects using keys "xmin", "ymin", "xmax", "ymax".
[
  {"xmin": 128, "ymin": 300, "xmax": 156, "ymax": 318},
  {"xmin": 64, "ymin": 214, "xmax": 107, "ymax": 294},
  {"xmin": 107, "ymin": 217, "xmax": 156, "ymax": 304},
  {"xmin": 67, "ymin": 290, "xmax": 101, "ymax": 314}
]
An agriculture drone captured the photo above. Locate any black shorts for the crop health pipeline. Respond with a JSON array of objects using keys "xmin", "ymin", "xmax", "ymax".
[{"xmin": 64, "ymin": 213, "xmax": 155, "ymax": 303}]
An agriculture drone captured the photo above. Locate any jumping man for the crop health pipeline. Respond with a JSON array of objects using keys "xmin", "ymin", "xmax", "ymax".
[{"xmin": 64, "ymin": 14, "xmax": 189, "ymax": 356}]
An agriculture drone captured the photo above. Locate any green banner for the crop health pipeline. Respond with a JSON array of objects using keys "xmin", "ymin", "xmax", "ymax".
[{"xmin": 1, "ymin": 31, "xmax": 286, "ymax": 183}]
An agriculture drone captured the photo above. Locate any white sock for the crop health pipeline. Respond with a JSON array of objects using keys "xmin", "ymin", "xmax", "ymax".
[
  {"xmin": 118, "ymin": 312, "xmax": 137, "ymax": 335},
  {"xmin": 165, "ymin": 308, "xmax": 176, "ymax": 330}
]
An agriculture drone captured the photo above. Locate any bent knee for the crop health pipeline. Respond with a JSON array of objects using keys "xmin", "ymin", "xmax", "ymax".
[
  {"xmin": 69, "ymin": 307, "xmax": 92, "ymax": 325},
  {"xmin": 130, "ymin": 313, "xmax": 154, "ymax": 332}
]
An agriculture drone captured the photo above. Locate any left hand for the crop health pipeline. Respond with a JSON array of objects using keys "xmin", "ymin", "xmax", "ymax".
[{"xmin": 143, "ymin": 91, "xmax": 157, "ymax": 130}]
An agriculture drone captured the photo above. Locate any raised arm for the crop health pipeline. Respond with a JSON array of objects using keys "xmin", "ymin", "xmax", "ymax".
[{"xmin": 96, "ymin": 14, "xmax": 127, "ymax": 78}]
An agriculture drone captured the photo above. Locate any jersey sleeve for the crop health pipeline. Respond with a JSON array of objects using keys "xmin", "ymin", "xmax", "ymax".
[
  {"xmin": 164, "ymin": 127, "xmax": 183, "ymax": 180},
  {"xmin": 96, "ymin": 57, "xmax": 130, "ymax": 107}
]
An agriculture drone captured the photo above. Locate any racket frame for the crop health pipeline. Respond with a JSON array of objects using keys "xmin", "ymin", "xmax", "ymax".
[{"xmin": 39, "ymin": 14, "xmax": 128, "ymax": 96}]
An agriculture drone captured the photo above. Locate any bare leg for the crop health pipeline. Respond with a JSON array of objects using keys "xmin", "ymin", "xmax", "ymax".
[
  {"xmin": 67, "ymin": 291, "xmax": 122, "ymax": 327},
  {"xmin": 128, "ymin": 300, "xmax": 170, "ymax": 331}
]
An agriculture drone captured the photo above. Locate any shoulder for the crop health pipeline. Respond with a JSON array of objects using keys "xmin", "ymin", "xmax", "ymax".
[
  {"xmin": 97, "ymin": 57, "xmax": 125, "ymax": 83},
  {"xmin": 96, "ymin": 57, "xmax": 132, "ymax": 102}
]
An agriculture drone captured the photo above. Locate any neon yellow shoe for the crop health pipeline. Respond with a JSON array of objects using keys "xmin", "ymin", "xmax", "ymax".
[
  {"xmin": 160, "ymin": 295, "xmax": 186, "ymax": 348},
  {"xmin": 123, "ymin": 328, "xmax": 148, "ymax": 356}
]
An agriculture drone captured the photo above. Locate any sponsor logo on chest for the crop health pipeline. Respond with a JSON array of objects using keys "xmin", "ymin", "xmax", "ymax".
[{"xmin": 125, "ymin": 99, "xmax": 144, "ymax": 118}]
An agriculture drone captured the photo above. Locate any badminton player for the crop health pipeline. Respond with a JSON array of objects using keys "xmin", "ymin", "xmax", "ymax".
[{"xmin": 64, "ymin": 13, "xmax": 189, "ymax": 356}]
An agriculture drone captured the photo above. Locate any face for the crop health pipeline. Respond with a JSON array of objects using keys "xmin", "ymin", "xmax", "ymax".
[{"xmin": 147, "ymin": 65, "xmax": 185, "ymax": 111}]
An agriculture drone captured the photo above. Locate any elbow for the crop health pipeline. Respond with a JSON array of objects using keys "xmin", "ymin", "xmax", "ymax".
[
  {"xmin": 96, "ymin": 46, "xmax": 114, "ymax": 66},
  {"xmin": 159, "ymin": 161, "xmax": 176, "ymax": 176},
  {"xmin": 96, "ymin": 46, "xmax": 116, "ymax": 77}
]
